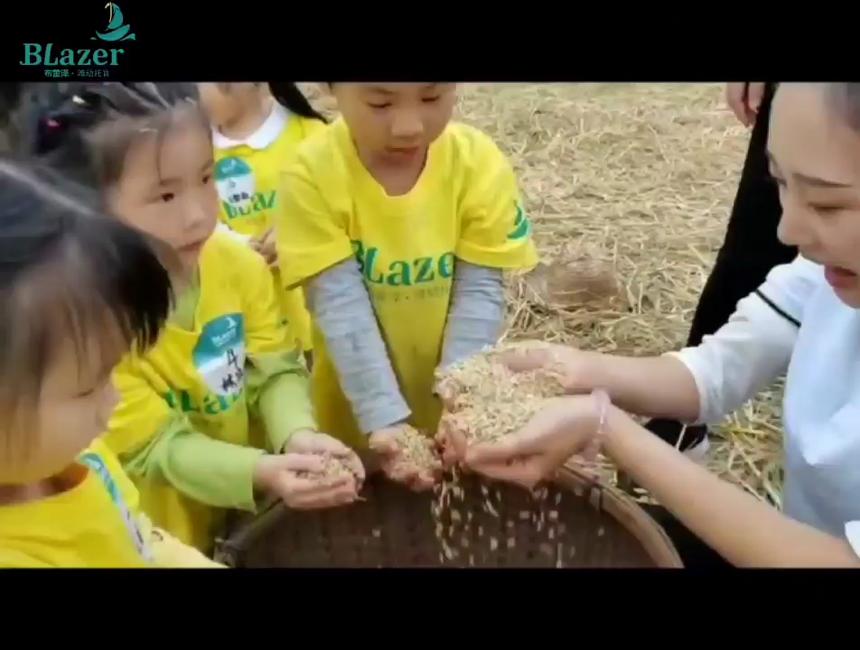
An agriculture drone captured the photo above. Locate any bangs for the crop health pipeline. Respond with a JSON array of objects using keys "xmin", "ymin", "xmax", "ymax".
[
  {"xmin": 0, "ymin": 204, "xmax": 171, "ymax": 439},
  {"xmin": 86, "ymin": 102, "xmax": 210, "ymax": 187}
]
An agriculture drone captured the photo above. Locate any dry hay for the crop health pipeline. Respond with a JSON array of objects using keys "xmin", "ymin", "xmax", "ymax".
[{"xmin": 299, "ymin": 83, "xmax": 784, "ymax": 507}]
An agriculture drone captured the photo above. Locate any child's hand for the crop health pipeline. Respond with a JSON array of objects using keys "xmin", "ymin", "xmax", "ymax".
[
  {"xmin": 463, "ymin": 395, "xmax": 602, "ymax": 490},
  {"xmin": 253, "ymin": 453, "xmax": 360, "ymax": 510},
  {"xmin": 250, "ymin": 228, "xmax": 278, "ymax": 267},
  {"xmin": 369, "ymin": 425, "xmax": 440, "ymax": 492},
  {"xmin": 283, "ymin": 429, "xmax": 366, "ymax": 488}
]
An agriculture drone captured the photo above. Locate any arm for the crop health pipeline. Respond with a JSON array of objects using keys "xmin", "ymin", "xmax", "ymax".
[
  {"xmin": 463, "ymin": 396, "xmax": 860, "ymax": 567},
  {"xmin": 306, "ymin": 257, "xmax": 411, "ymax": 434},
  {"xmin": 439, "ymin": 261, "xmax": 505, "ymax": 369},
  {"xmin": 559, "ymin": 256, "xmax": 820, "ymax": 423},
  {"xmin": 236, "ymin": 241, "xmax": 317, "ymax": 451},
  {"xmin": 106, "ymin": 362, "xmax": 264, "ymax": 512},
  {"xmin": 603, "ymin": 407, "xmax": 860, "ymax": 567}
]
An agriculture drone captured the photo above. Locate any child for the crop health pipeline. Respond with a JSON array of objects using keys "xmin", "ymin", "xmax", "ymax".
[
  {"xmin": 198, "ymin": 82, "xmax": 326, "ymax": 362},
  {"xmin": 8, "ymin": 82, "xmax": 364, "ymax": 553},
  {"xmin": 0, "ymin": 157, "xmax": 219, "ymax": 567},
  {"xmin": 449, "ymin": 84, "xmax": 860, "ymax": 567},
  {"xmin": 276, "ymin": 83, "xmax": 538, "ymax": 489}
]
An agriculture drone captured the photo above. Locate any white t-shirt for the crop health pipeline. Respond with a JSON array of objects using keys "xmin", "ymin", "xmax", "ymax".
[{"xmin": 671, "ymin": 256, "xmax": 860, "ymax": 550}]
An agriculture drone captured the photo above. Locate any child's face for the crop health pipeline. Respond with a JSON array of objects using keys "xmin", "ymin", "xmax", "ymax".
[
  {"xmin": 3, "ymin": 322, "xmax": 122, "ymax": 485},
  {"xmin": 331, "ymin": 83, "xmax": 457, "ymax": 166},
  {"xmin": 197, "ymin": 83, "xmax": 261, "ymax": 127},
  {"xmin": 770, "ymin": 84, "xmax": 860, "ymax": 307},
  {"xmin": 106, "ymin": 113, "xmax": 218, "ymax": 274}
]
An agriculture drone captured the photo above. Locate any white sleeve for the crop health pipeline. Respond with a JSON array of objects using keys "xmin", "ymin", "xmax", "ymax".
[
  {"xmin": 668, "ymin": 256, "xmax": 823, "ymax": 425},
  {"xmin": 847, "ymin": 522, "xmax": 860, "ymax": 559}
]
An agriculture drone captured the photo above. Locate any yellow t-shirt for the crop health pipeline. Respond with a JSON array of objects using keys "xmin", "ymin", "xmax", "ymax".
[
  {"xmin": 0, "ymin": 439, "xmax": 151, "ymax": 568},
  {"xmin": 214, "ymin": 105, "xmax": 326, "ymax": 353},
  {"xmin": 105, "ymin": 230, "xmax": 291, "ymax": 550},
  {"xmin": 277, "ymin": 119, "xmax": 539, "ymax": 449}
]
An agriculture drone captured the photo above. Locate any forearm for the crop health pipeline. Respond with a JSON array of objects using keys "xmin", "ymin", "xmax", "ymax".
[
  {"xmin": 247, "ymin": 349, "xmax": 316, "ymax": 452},
  {"xmin": 582, "ymin": 352, "xmax": 701, "ymax": 422},
  {"xmin": 440, "ymin": 261, "xmax": 505, "ymax": 368},
  {"xmin": 603, "ymin": 408, "xmax": 860, "ymax": 568},
  {"xmin": 307, "ymin": 258, "xmax": 410, "ymax": 433},
  {"xmin": 121, "ymin": 415, "xmax": 264, "ymax": 512}
]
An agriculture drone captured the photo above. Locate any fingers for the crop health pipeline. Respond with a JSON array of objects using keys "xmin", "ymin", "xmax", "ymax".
[
  {"xmin": 286, "ymin": 483, "xmax": 359, "ymax": 510},
  {"xmin": 275, "ymin": 453, "xmax": 328, "ymax": 475},
  {"xmin": 368, "ymin": 431, "xmax": 400, "ymax": 456},
  {"xmin": 746, "ymin": 82, "xmax": 765, "ymax": 124},
  {"xmin": 468, "ymin": 459, "xmax": 543, "ymax": 491},
  {"xmin": 497, "ymin": 346, "xmax": 553, "ymax": 374},
  {"xmin": 726, "ymin": 82, "xmax": 750, "ymax": 126},
  {"xmin": 464, "ymin": 435, "xmax": 524, "ymax": 467}
]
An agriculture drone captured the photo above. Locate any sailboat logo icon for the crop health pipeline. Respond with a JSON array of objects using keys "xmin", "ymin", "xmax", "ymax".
[{"xmin": 93, "ymin": 3, "xmax": 136, "ymax": 42}]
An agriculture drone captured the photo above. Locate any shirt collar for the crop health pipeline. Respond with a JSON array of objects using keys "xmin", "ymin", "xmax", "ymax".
[{"xmin": 212, "ymin": 102, "xmax": 290, "ymax": 150}]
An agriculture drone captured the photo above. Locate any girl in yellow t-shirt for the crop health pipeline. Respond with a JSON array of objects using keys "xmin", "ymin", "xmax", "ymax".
[
  {"xmin": 0, "ymin": 157, "xmax": 218, "ymax": 568},
  {"xmin": 198, "ymin": 82, "xmax": 326, "ymax": 363},
  {"xmin": 8, "ymin": 82, "xmax": 365, "ymax": 553},
  {"xmin": 276, "ymin": 83, "xmax": 539, "ymax": 491}
]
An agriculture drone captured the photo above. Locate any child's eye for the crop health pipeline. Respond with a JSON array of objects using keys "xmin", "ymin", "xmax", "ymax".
[
  {"xmin": 422, "ymin": 96, "xmax": 441, "ymax": 104},
  {"xmin": 160, "ymin": 192, "xmax": 176, "ymax": 203},
  {"xmin": 811, "ymin": 204, "xmax": 844, "ymax": 215},
  {"xmin": 76, "ymin": 386, "xmax": 97, "ymax": 398},
  {"xmin": 368, "ymin": 102, "xmax": 391, "ymax": 110}
]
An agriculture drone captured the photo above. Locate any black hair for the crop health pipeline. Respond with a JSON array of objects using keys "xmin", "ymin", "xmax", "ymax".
[
  {"xmin": 268, "ymin": 83, "xmax": 327, "ymax": 123},
  {"xmin": 0, "ymin": 82, "xmax": 205, "ymax": 188},
  {"xmin": 0, "ymin": 156, "xmax": 171, "ymax": 443}
]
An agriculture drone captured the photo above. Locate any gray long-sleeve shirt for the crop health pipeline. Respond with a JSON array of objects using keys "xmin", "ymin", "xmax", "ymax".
[{"xmin": 306, "ymin": 257, "xmax": 505, "ymax": 434}]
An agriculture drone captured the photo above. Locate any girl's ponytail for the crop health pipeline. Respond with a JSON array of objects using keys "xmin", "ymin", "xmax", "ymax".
[{"xmin": 268, "ymin": 83, "xmax": 326, "ymax": 123}]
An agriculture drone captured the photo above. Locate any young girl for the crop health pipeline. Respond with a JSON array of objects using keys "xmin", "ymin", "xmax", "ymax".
[
  {"xmin": 446, "ymin": 83, "xmax": 860, "ymax": 567},
  {"xmin": 0, "ymin": 157, "xmax": 219, "ymax": 567},
  {"xmin": 8, "ymin": 82, "xmax": 364, "ymax": 553},
  {"xmin": 198, "ymin": 82, "xmax": 326, "ymax": 360},
  {"xmin": 276, "ymin": 83, "xmax": 538, "ymax": 489}
]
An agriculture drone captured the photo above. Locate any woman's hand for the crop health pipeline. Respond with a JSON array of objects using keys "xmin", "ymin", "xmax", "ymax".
[
  {"xmin": 368, "ymin": 425, "xmax": 441, "ymax": 491},
  {"xmin": 726, "ymin": 82, "xmax": 766, "ymax": 128},
  {"xmin": 461, "ymin": 395, "xmax": 601, "ymax": 490},
  {"xmin": 494, "ymin": 343, "xmax": 601, "ymax": 395},
  {"xmin": 250, "ymin": 228, "xmax": 278, "ymax": 267},
  {"xmin": 283, "ymin": 429, "xmax": 366, "ymax": 486},
  {"xmin": 253, "ymin": 451, "xmax": 360, "ymax": 510}
]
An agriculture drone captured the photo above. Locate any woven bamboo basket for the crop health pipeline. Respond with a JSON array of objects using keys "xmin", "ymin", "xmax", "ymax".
[{"xmin": 214, "ymin": 465, "xmax": 682, "ymax": 568}]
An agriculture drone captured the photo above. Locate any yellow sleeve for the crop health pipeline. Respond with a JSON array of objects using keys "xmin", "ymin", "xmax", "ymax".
[
  {"xmin": 229, "ymin": 237, "xmax": 317, "ymax": 446},
  {"xmin": 455, "ymin": 129, "xmax": 539, "ymax": 271},
  {"xmin": 104, "ymin": 356, "xmax": 172, "ymax": 457},
  {"xmin": 275, "ymin": 162, "xmax": 353, "ymax": 289},
  {"xmin": 106, "ymin": 358, "xmax": 263, "ymax": 511}
]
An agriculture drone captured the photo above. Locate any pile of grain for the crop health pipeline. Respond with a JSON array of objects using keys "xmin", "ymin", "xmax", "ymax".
[
  {"xmin": 395, "ymin": 424, "xmax": 441, "ymax": 475},
  {"xmin": 296, "ymin": 455, "xmax": 360, "ymax": 485},
  {"xmin": 436, "ymin": 343, "xmax": 568, "ymax": 444}
]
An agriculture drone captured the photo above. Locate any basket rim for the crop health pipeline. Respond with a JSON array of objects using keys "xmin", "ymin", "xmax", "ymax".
[
  {"xmin": 554, "ymin": 463, "xmax": 683, "ymax": 568},
  {"xmin": 215, "ymin": 469, "xmax": 684, "ymax": 568}
]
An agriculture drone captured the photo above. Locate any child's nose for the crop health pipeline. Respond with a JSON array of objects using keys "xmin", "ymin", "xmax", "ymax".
[{"xmin": 391, "ymin": 110, "xmax": 424, "ymax": 139}]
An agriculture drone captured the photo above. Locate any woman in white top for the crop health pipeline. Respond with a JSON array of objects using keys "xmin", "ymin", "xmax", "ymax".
[{"xmin": 442, "ymin": 82, "xmax": 860, "ymax": 567}]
